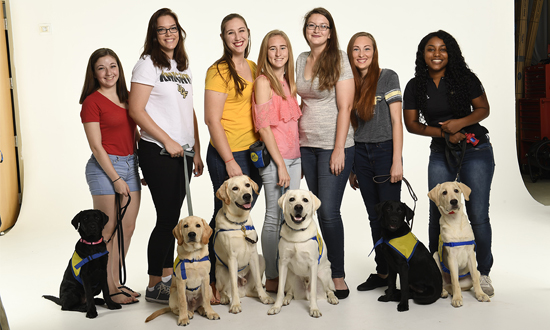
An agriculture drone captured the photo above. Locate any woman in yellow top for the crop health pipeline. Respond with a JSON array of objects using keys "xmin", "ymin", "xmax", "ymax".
[{"xmin": 204, "ymin": 13, "xmax": 261, "ymax": 304}]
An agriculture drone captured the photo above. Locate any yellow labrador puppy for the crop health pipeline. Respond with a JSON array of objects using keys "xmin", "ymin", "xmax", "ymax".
[
  {"xmin": 214, "ymin": 175, "xmax": 274, "ymax": 314},
  {"xmin": 428, "ymin": 181, "xmax": 490, "ymax": 308},
  {"xmin": 145, "ymin": 216, "xmax": 220, "ymax": 325},
  {"xmin": 268, "ymin": 190, "xmax": 338, "ymax": 318}
]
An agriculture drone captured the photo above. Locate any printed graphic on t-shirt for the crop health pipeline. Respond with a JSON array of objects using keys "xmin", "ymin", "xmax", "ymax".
[
  {"xmin": 178, "ymin": 85, "xmax": 189, "ymax": 98},
  {"xmin": 160, "ymin": 71, "xmax": 191, "ymax": 84}
]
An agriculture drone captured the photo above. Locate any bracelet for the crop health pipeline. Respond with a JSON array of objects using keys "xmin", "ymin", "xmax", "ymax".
[
  {"xmin": 112, "ymin": 176, "xmax": 122, "ymax": 183},
  {"xmin": 225, "ymin": 157, "xmax": 234, "ymax": 164}
]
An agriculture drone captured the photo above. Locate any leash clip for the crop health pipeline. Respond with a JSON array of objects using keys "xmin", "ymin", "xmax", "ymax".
[{"xmin": 241, "ymin": 225, "xmax": 258, "ymax": 244}]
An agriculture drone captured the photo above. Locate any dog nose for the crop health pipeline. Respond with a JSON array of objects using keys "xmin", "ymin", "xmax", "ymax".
[
  {"xmin": 450, "ymin": 199, "xmax": 458, "ymax": 206},
  {"xmin": 294, "ymin": 204, "xmax": 303, "ymax": 213},
  {"xmin": 188, "ymin": 232, "xmax": 196, "ymax": 239},
  {"xmin": 243, "ymin": 193, "xmax": 251, "ymax": 202}
]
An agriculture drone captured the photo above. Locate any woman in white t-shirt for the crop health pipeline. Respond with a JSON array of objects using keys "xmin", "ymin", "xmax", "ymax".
[{"xmin": 129, "ymin": 8, "xmax": 203, "ymax": 304}]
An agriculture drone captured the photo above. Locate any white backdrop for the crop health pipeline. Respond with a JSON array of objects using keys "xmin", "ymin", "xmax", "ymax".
[{"xmin": 3, "ymin": 1, "xmax": 550, "ymax": 329}]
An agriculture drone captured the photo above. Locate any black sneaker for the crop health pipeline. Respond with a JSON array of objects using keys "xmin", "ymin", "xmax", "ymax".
[
  {"xmin": 357, "ymin": 273, "xmax": 387, "ymax": 291},
  {"xmin": 145, "ymin": 281, "xmax": 171, "ymax": 304}
]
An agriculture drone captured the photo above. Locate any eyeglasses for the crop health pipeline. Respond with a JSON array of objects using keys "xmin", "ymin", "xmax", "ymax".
[
  {"xmin": 306, "ymin": 23, "xmax": 330, "ymax": 31},
  {"xmin": 157, "ymin": 26, "xmax": 178, "ymax": 35}
]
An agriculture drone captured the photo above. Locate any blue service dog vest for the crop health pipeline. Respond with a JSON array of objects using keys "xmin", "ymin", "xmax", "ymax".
[
  {"xmin": 371, "ymin": 232, "xmax": 419, "ymax": 265},
  {"xmin": 71, "ymin": 250, "xmax": 109, "ymax": 285},
  {"xmin": 173, "ymin": 256, "xmax": 210, "ymax": 291},
  {"xmin": 438, "ymin": 236, "xmax": 476, "ymax": 277}
]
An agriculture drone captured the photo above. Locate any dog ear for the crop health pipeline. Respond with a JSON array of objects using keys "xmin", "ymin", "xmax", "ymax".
[
  {"xmin": 375, "ymin": 201, "xmax": 388, "ymax": 217},
  {"xmin": 172, "ymin": 220, "xmax": 184, "ymax": 246},
  {"xmin": 201, "ymin": 218, "xmax": 213, "ymax": 244},
  {"xmin": 427, "ymin": 184, "xmax": 441, "ymax": 203},
  {"xmin": 248, "ymin": 176, "xmax": 259, "ymax": 195},
  {"xmin": 403, "ymin": 202, "xmax": 415, "ymax": 221},
  {"xmin": 278, "ymin": 191, "xmax": 288, "ymax": 210},
  {"xmin": 71, "ymin": 211, "xmax": 83, "ymax": 230},
  {"xmin": 310, "ymin": 191, "xmax": 321, "ymax": 212},
  {"xmin": 216, "ymin": 181, "xmax": 231, "ymax": 205},
  {"xmin": 457, "ymin": 182, "xmax": 471, "ymax": 201}
]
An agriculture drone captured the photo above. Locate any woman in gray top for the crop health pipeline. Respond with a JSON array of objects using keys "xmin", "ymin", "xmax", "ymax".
[
  {"xmin": 296, "ymin": 7, "xmax": 355, "ymax": 299},
  {"xmin": 346, "ymin": 32, "xmax": 404, "ymax": 292}
]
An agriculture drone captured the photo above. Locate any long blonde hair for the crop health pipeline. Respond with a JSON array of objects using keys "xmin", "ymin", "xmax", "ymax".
[{"xmin": 256, "ymin": 30, "xmax": 296, "ymax": 99}]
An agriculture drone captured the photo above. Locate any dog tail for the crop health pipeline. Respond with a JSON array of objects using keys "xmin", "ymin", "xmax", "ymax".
[
  {"xmin": 42, "ymin": 295, "xmax": 62, "ymax": 305},
  {"xmin": 145, "ymin": 307, "xmax": 172, "ymax": 322}
]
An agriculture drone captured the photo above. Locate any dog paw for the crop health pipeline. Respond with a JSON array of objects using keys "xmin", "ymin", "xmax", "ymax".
[
  {"xmin": 441, "ymin": 289, "xmax": 449, "ymax": 298},
  {"xmin": 207, "ymin": 311, "xmax": 220, "ymax": 320},
  {"xmin": 177, "ymin": 317, "xmax": 190, "ymax": 326},
  {"xmin": 267, "ymin": 305, "xmax": 281, "ymax": 315},
  {"xmin": 327, "ymin": 292, "xmax": 339, "ymax": 305},
  {"xmin": 229, "ymin": 303, "xmax": 242, "ymax": 314},
  {"xmin": 282, "ymin": 294, "xmax": 293, "ymax": 306},
  {"xmin": 378, "ymin": 294, "xmax": 390, "ymax": 302},
  {"xmin": 86, "ymin": 310, "xmax": 98, "ymax": 319},
  {"xmin": 309, "ymin": 308, "xmax": 322, "ymax": 318},
  {"xmin": 397, "ymin": 302, "xmax": 409, "ymax": 312},
  {"xmin": 451, "ymin": 297, "xmax": 463, "ymax": 308},
  {"xmin": 187, "ymin": 310, "xmax": 194, "ymax": 319},
  {"xmin": 220, "ymin": 295, "xmax": 230, "ymax": 305},
  {"xmin": 259, "ymin": 294, "xmax": 275, "ymax": 305},
  {"xmin": 107, "ymin": 302, "xmax": 122, "ymax": 310},
  {"xmin": 476, "ymin": 292, "xmax": 490, "ymax": 303}
]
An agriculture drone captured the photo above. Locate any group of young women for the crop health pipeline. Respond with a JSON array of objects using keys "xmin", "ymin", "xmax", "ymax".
[{"xmin": 78, "ymin": 7, "xmax": 495, "ymax": 306}]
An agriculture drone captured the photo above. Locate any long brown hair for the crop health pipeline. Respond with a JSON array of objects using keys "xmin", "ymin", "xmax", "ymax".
[
  {"xmin": 79, "ymin": 48, "xmax": 128, "ymax": 104},
  {"xmin": 256, "ymin": 30, "xmax": 296, "ymax": 99},
  {"xmin": 214, "ymin": 13, "xmax": 251, "ymax": 96},
  {"xmin": 302, "ymin": 7, "xmax": 341, "ymax": 91},
  {"xmin": 140, "ymin": 8, "xmax": 188, "ymax": 71},
  {"xmin": 347, "ymin": 32, "xmax": 380, "ymax": 128}
]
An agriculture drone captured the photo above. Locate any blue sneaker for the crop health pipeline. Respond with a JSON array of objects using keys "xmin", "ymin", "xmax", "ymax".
[{"xmin": 145, "ymin": 281, "xmax": 170, "ymax": 304}]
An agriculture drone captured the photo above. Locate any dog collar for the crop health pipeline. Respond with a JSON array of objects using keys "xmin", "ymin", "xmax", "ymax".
[
  {"xmin": 223, "ymin": 213, "xmax": 248, "ymax": 226},
  {"xmin": 283, "ymin": 220, "xmax": 307, "ymax": 231},
  {"xmin": 448, "ymin": 211, "xmax": 455, "ymax": 214},
  {"xmin": 79, "ymin": 237, "xmax": 104, "ymax": 245}
]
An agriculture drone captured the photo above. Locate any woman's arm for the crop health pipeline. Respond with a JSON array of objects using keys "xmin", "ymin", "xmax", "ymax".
[
  {"xmin": 128, "ymin": 82, "xmax": 183, "ymax": 157},
  {"xmin": 204, "ymin": 89, "xmax": 243, "ymax": 177},
  {"xmin": 439, "ymin": 93, "xmax": 490, "ymax": 134},
  {"xmin": 192, "ymin": 110, "xmax": 204, "ymax": 177},
  {"xmin": 389, "ymin": 101, "xmax": 403, "ymax": 183},
  {"xmin": 254, "ymin": 77, "xmax": 290, "ymax": 187},
  {"xmin": 83, "ymin": 122, "xmax": 130, "ymax": 196},
  {"xmin": 331, "ymin": 78, "xmax": 355, "ymax": 176},
  {"xmin": 404, "ymin": 109, "xmax": 465, "ymax": 144}
]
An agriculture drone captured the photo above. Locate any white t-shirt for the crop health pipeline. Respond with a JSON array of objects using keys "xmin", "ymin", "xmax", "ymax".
[{"xmin": 131, "ymin": 55, "xmax": 194, "ymax": 149}]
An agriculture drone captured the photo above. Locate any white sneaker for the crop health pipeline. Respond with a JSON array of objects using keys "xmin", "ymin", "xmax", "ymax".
[{"xmin": 480, "ymin": 275, "xmax": 494, "ymax": 297}]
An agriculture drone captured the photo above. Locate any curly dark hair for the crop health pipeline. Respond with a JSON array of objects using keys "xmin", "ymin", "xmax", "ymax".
[{"xmin": 414, "ymin": 30, "xmax": 476, "ymax": 123}]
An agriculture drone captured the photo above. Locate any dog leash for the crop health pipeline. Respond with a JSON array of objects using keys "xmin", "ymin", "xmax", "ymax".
[
  {"xmin": 444, "ymin": 131, "xmax": 467, "ymax": 181},
  {"xmin": 160, "ymin": 144, "xmax": 195, "ymax": 216},
  {"xmin": 115, "ymin": 193, "xmax": 131, "ymax": 285},
  {"xmin": 372, "ymin": 175, "xmax": 418, "ymax": 229}
]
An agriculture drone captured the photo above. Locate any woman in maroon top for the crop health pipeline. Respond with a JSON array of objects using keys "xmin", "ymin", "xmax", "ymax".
[{"xmin": 80, "ymin": 48, "xmax": 141, "ymax": 304}]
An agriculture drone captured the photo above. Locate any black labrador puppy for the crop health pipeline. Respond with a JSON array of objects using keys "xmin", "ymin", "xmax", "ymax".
[
  {"xmin": 375, "ymin": 201, "xmax": 442, "ymax": 312},
  {"xmin": 43, "ymin": 210, "xmax": 121, "ymax": 318}
]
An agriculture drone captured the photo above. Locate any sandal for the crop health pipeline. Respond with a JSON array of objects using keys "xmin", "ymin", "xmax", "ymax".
[
  {"xmin": 110, "ymin": 291, "xmax": 139, "ymax": 305},
  {"xmin": 118, "ymin": 285, "xmax": 141, "ymax": 298}
]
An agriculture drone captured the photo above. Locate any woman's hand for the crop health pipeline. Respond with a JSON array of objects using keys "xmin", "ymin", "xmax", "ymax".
[
  {"xmin": 439, "ymin": 119, "xmax": 463, "ymax": 135},
  {"xmin": 330, "ymin": 147, "xmax": 345, "ymax": 176},
  {"xmin": 448, "ymin": 131, "xmax": 466, "ymax": 144},
  {"xmin": 113, "ymin": 179, "xmax": 130, "ymax": 197},
  {"xmin": 225, "ymin": 159, "xmax": 243, "ymax": 178},
  {"xmin": 390, "ymin": 162, "xmax": 403, "ymax": 183},
  {"xmin": 164, "ymin": 139, "xmax": 184, "ymax": 158},
  {"xmin": 193, "ymin": 152, "xmax": 204, "ymax": 177},
  {"xmin": 277, "ymin": 165, "xmax": 290, "ymax": 188},
  {"xmin": 348, "ymin": 172, "xmax": 359, "ymax": 190}
]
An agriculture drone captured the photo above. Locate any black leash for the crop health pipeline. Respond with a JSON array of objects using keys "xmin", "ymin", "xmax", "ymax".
[
  {"xmin": 444, "ymin": 131, "xmax": 467, "ymax": 181},
  {"xmin": 372, "ymin": 175, "xmax": 418, "ymax": 230},
  {"xmin": 105, "ymin": 193, "xmax": 131, "ymax": 285}
]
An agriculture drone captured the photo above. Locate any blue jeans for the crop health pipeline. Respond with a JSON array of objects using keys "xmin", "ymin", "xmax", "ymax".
[
  {"xmin": 259, "ymin": 158, "xmax": 302, "ymax": 280},
  {"xmin": 206, "ymin": 143, "xmax": 262, "ymax": 282},
  {"xmin": 354, "ymin": 141, "xmax": 401, "ymax": 275},
  {"xmin": 300, "ymin": 146, "xmax": 355, "ymax": 278},
  {"xmin": 428, "ymin": 143, "xmax": 495, "ymax": 275}
]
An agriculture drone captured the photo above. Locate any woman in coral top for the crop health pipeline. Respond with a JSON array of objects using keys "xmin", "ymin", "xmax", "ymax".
[
  {"xmin": 253, "ymin": 30, "xmax": 301, "ymax": 292},
  {"xmin": 80, "ymin": 48, "xmax": 140, "ymax": 304},
  {"xmin": 204, "ymin": 13, "xmax": 262, "ymax": 303}
]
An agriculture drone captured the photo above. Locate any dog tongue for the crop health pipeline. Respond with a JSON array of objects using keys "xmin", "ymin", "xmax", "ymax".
[{"xmin": 243, "ymin": 203, "xmax": 252, "ymax": 209}]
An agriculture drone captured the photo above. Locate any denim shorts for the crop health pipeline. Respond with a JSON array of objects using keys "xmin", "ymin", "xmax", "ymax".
[{"xmin": 85, "ymin": 154, "xmax": 141, "ymax": 195}]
